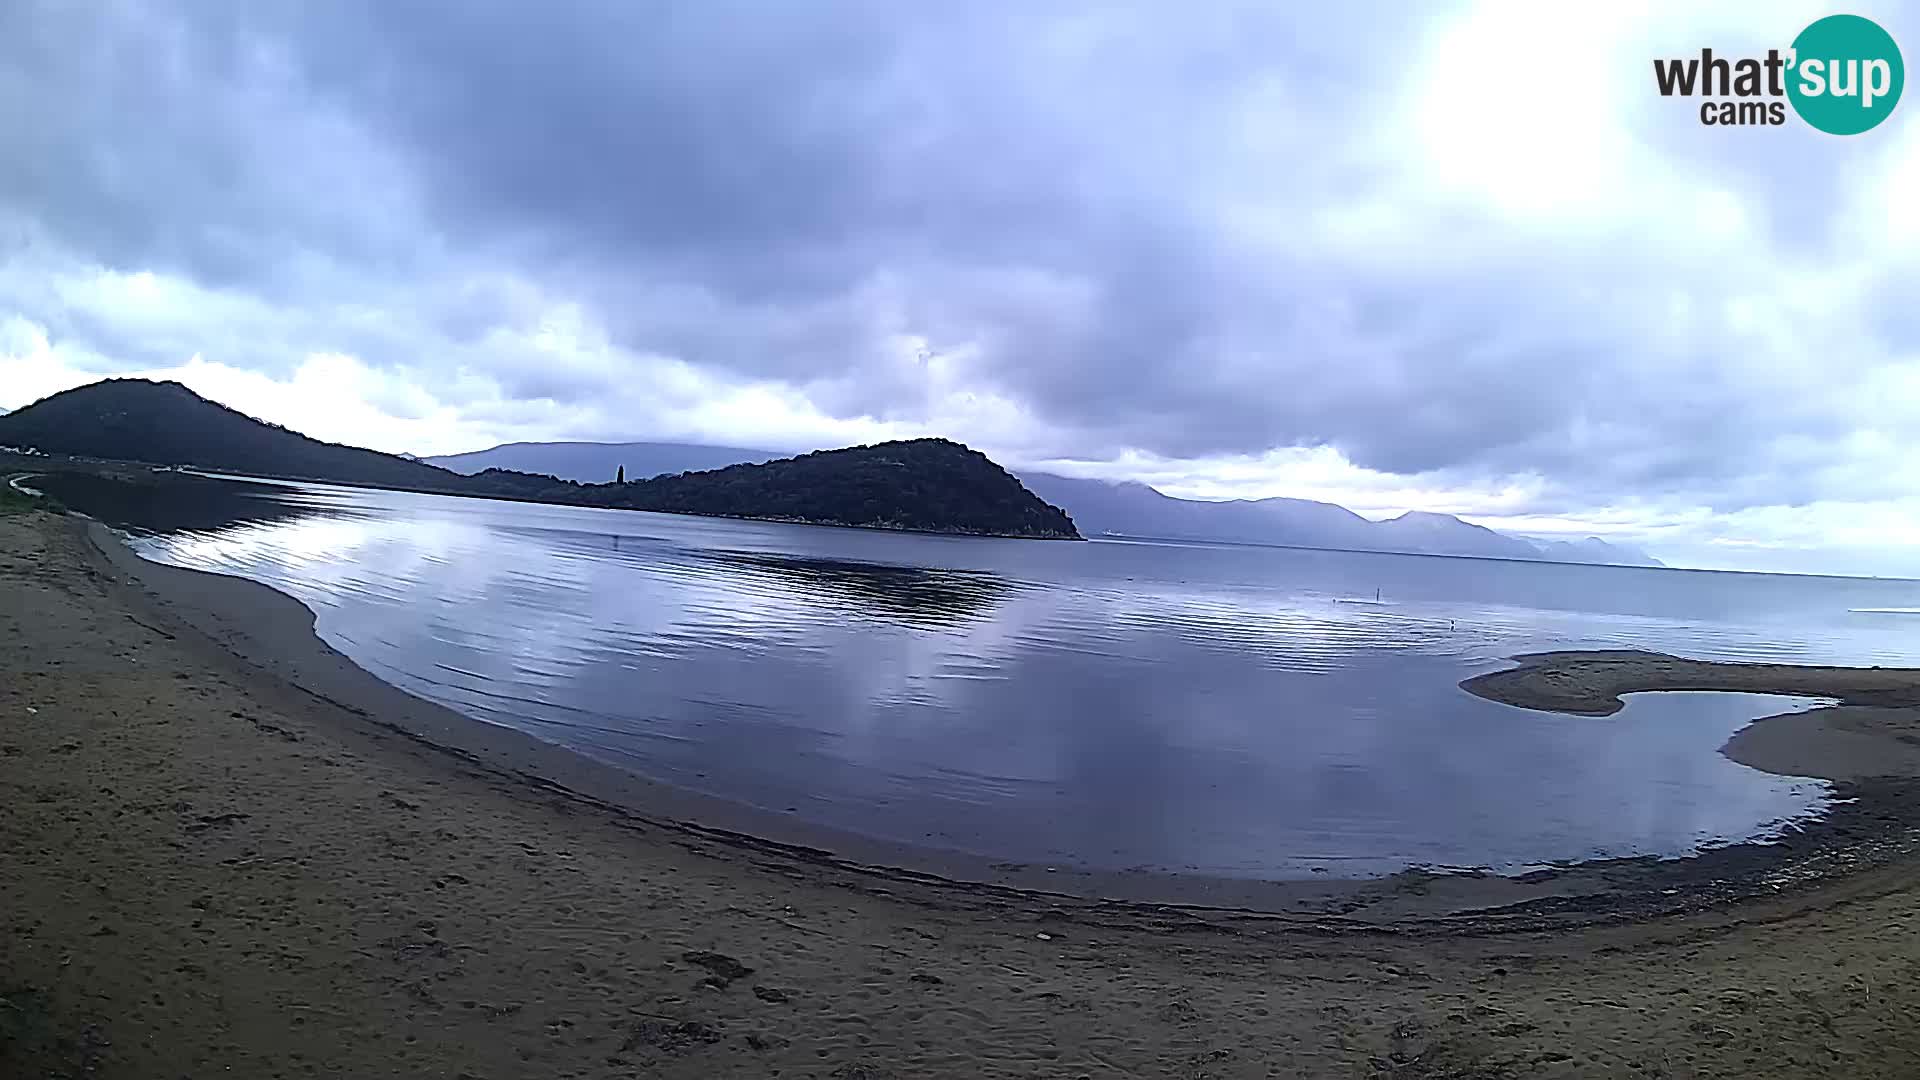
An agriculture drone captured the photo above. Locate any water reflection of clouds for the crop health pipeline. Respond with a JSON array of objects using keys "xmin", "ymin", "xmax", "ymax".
[{"xmin": 119, "ymin": 479, "xmax": 1863, "ymax": 878}]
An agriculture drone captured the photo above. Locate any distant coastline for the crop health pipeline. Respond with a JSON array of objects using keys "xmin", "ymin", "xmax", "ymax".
[
  {"xmin": 172, "ymin": 468, "xmax": 1085, "ymax": 541},
  {"xmin": 434, "ymin": 439, "xmax": 1669, "ymax": 570},
  {"xmin": 1085, "ymin": 528, "xmax": 1675, "ymax": 569},
  {"xmin": 0, "ymin": 380, "xmax": 1084, "ymax": 542}
]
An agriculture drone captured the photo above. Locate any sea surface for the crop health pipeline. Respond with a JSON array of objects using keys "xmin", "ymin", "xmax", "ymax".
[{"xmin": 57, "ymin": 474, "xmax": 1920, "ymax": 880}]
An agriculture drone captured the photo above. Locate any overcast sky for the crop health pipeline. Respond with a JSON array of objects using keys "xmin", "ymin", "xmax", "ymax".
[{"xmin": 2, "ymin": 1, "xmax": 1918, "ymax": 575}]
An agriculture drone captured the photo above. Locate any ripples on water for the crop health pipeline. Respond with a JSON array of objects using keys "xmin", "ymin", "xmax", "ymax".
[{"xmin": 58, "ymin": 473, "xmax": 1920, "ymax": 879}]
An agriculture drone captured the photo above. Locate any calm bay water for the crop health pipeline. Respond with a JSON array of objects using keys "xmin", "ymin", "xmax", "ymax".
[{"xmin": 79, "ymin": 476, "xmax": 1920, "ymax": 879}]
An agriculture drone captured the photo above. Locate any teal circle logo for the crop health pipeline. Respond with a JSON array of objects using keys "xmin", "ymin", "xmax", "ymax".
[{"xmin": 1788, "ymin": 14, "xmax": 1904, "ymax": 135}]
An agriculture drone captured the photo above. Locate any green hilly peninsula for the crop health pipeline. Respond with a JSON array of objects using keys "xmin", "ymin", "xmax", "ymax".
[
  {"xmin": 596, "ymin": 440, "xmax": 1077, "ymax": 537},
  {"xmin": 0, "ymin": 379, "xmax": 1079, "ymax": 539}
]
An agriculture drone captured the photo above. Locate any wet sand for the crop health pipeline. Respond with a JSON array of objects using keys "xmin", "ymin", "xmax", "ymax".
[
  {"xmin": 1463, "ymin": 649, "xmax": 1920, "ymax": 780},
  {"xmin": 10, "ymin": 509, "xmax": 1920, "ymax": 1076}
]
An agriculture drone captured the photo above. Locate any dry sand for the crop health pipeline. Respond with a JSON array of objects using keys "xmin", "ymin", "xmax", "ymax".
[{"xmin": 10, "ymin": 509, "xmax": 1920, "ymax": 1077}]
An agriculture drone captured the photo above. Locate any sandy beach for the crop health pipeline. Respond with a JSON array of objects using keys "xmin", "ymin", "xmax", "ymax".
[{"xmin": 11, "ymin": 508, "xmax": 1920, "ymax": 1077}]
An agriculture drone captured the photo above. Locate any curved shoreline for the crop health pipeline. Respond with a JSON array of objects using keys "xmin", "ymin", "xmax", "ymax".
[
  {"xmin": 89, "ymin": 515, "xmax": 1397, "ymax": 917},
  {"xmin": 1462, "ymin": 648, "xmax": 1920, "ymax": 719},
  {"xmin": 23, "ymin": 508, "xmax": 1920, "ymax": 1074},
  {"xmin": 1462, "ymin": 649, "xmax": 1920, "ymax": 781},
  {"xmin": 69, "ymin": 511, "xmax": 1920, "ymax": 929}
]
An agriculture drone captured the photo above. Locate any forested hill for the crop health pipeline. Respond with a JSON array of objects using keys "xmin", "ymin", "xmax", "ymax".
[
  {"xmin": 586, "ymin": 440, "xmax": 1080, "ymax": 538},
  {"xmin": 0, "ymin": 380, "xmax": 1080, "ymax": 539},
  {"xmin": 0, "ymin": 379, "xmax": 458, "ymax": 489}
]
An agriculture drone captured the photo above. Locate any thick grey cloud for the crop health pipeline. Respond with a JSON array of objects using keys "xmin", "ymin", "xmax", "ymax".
[{"xmin": 3, "ymin": 0, "xmax": 1920, "ymax": 571}]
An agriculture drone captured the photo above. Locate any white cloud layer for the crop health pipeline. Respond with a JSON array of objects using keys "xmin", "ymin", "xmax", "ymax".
[{"xmin": 3, "ymin": 0, "xmax": 1920, "ymax": 575}]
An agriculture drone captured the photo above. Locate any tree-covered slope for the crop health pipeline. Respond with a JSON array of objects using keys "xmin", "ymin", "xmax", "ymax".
[
  {"xmin": 1, "ymin": 380, "xmax": 1079, "ymax": 539},
  {"xmin": 0, "ymin": 379, "xmax": 458, "ymax": 489},
  {"xmin": 588, "ymin": 439, "xmax": 1079, "ymax": 538}
]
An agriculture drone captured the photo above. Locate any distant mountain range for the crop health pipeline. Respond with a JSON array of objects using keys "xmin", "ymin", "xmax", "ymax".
[
  {"xmin": 0, "ymin": 380, "xmax": 1078, "ymax": 539},
  {"xmin": 430, "ymin": 440, "xmax": 780, "ymax": 480},
  {"xmin": 430, "ymin": 440, "xmax": 1663, "ymax": 567},
  {"xmin": 0, "ymin": 379, "xmax": 1658, "ymax": 562}
]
